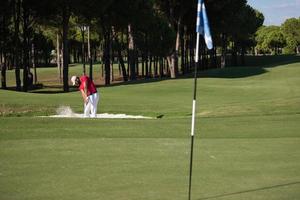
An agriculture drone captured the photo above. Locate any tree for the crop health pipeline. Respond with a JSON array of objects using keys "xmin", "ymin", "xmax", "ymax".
[
  {"xmin": 134, "ymin": 12, "xmax": 176, "ymax": 77},
  {"xmin": 267, "ymin": 28, "xmax": 286, "ymax": 54},
  {"xmin": 1, "ymin": 0, "xmax": 272, "ymax": 89},
  {"xmin": 111, "ymin": 26, "xmax": 128, "ymax": 81},
  {"xmin": 32, "ymin": 31, "xmax": 54, "ymax": 65},
  {"xmin": 0, "ymin": 0, "xmax": 13, "ymax": 89},
  {"xmin": 207, "ymin": 0, "xmax": 247, "ymax": 68},
  {"xmin": 256, "ymin": 26, "xmax": 286, "ymax": 55},
  {"xmin": 12, "ymin": 0, "xmax": 22, "ymax": 91},
  {"xmin": 155, "ymin": 0, "xmax": 192, "ymax": 78},
  {"xmin": 282, "ymin": 18, "xmax": 300, "ymax": 54},
  {"xmin": 230, "ymin": 5, "xmax": 264, "ymax": 65},
  {"xmin": 21, "ymin": 0, "xmax": 32, "ymax": 92}
]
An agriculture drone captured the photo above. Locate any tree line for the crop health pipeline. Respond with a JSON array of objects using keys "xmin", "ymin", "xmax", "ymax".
[
  {"xmin": 0, "ymin": 0, "xmax": 297, "ymax": 92},
  {"xmin": 255, "ymin": 18, "xmax": 300, "ymax": 55}
]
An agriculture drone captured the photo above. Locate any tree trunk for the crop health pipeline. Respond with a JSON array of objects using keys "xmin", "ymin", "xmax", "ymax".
[
  {"xmin": 167, "ymin": 55, "xmax": 175, "ymax": 78},
  {"xmin": 110, "ymin": 62, "xmax": 113, "ymax": 82},
  {"xmin": 110, "ymin": 33, "xmax": 114, "ymax": 82},
  {"xmin": 88, "ymin": 26, "xmax": 93, "ymax": 80},
  {"xmin": 211, "ymin": 46, "xmax": 217, "ymax": 68},
  {"xmin": 167, "ymin": 21, "xmax": 181, "ymax": 78},
  {"xmin": 241, "ymin": 44, "xmax": 245, "ymax": 66},
  {"xmin": 104, "ymin": 32, "xmax": 111, "ymax": 85},
  {"xmin": 73, "ymin": 46, "xmax": 77, "ymax": 63},
  {"xmin": 13, "ymin": 0, "xmax": 21, "ymax": 91},
  {"xmin": 135, "ymin": 49, "xmax": 139, "ymax": 77},
  {"xmin": 56, "ymin": 33, "xmax": 62, "ymax": 83},
  {"xmin": 221, "ymin": 33, "xmax": 227, "ymax": 68},
  {"xmin": 102, "ymin": 23, "xmax": 111, "ymax": 85},
  {"xmin": 126, "ymin": 30, "xmax": 130, "ymax": 77},
  {"xmin": 1, "ymin": 61, "xmax": 7, "ymax": 89},
  {"xmin": 145, "ymin": 53, "xmax": 149, "ymax": 78},
  {"xmin": 1, "ymin": 13, "xmax": 7, "ymax": 89},
  {"xmin": 62, "ymin": 3, "xmax": 70, "ymax": 92},
  {"xmin": 100, "ymin": 39, "xmax": 104, "ymax": 77},
  {"xmin": 159, "ymin": 57, "xmax": 164, "ymax": 78},
  {"xmin": 180, "ymin": 26, "xmax": 186, "ymax": 74},
  {"xmin": 145, "ymin": 34, "xmax": 149, "ymax": 78},
  {"xmin": 31, "ymin": 43, "xmax": 37, "ymax": 84},
  {"xmin": 154, "ymin": 56, "xmax": 158, "ymax": 77},
  {"xmin": 172, "ymin": 18, "xmax": 182, "ymax": 78},
  {"xmin": 22, "ymin": 0, "xmax": 30, "ymax": 92},
  {"xmin": 81, "ymin": 26, "xmax": 86, "ymax": 75},
  {"xmin": 141, "ymin": 54, "xmax": 144, "ymax": 77},
  {"xmin": 128, "ymin": 24, "xmax": 136, "ymax": 80},
  {"xmin": 231, "ymin": 40, "xmax": 237, "ymax": 66},
  {"xmin": 112, "ymin": 27, "xmax": 128, "ymax": 81},
  {"xmin": 149, "ymin": 55, "xmax": 152, "ymax": 77},
  {"xmin": 189, "ymin": 33, "xmax": 195, "ymax": 73},
  {"xmin": 185, "ymin": 35, "xmax": 190, "ymax": 72}
]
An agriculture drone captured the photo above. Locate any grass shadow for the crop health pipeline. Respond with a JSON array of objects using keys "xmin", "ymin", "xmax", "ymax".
[
  {"xmin": 197, "ymin": 67, "xmax": 267, "ymax": 79},
  {"xmin": 3, "ymin": 55, "xmax": 299, "ymax": 92},
  {"xmin": 194, "ymin": 54, "xmax": 300, "ymax": 79},
  {"xmin": 102, "ymin": 76, "xmax": 170, "ymax": 88},
  {"xmin": 30, "ymin": 85, "xmax": 67, "ymax": 94},
  {"xmin": 104, "ymin": 55, "xmax": 300, "ymax": 84},
  {"xmin": 244, "ymin": 54, "xmax": 300, "ymax": 68},
  {"xmin": 197, "ymin": 181, "xmax": 300, "ymax": 200}
]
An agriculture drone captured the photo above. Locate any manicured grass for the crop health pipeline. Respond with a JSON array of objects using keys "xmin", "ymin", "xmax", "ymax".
[
  {"xmin": 0, "ymin": 116, "xmax": 299, "ymax": 200},
  {"xmin": 2, "ymin": 60, "xmax": 300, "ymax": 118},
  {"xmin": 1, "ymin": 58, "xmax": 300, "ymax": 199}
]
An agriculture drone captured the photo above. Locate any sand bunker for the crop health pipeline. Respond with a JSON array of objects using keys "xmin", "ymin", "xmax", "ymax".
[{"xmin": 46, "ymin": 106, "xmax": 152, "ymax": 119}]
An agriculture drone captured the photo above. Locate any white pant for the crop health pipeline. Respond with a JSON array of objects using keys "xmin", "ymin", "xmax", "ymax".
[{"xmin": 84, "ymin": 93, "xmax": 99, "ymax": 118}]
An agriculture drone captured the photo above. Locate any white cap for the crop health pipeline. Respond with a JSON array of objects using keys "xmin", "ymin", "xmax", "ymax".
[{"xmin": 70, "ymin": 76, "xmax": 77, "ymax": 86}]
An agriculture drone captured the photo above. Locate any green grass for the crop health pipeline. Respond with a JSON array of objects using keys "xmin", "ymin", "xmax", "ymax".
[{"xmin": 1, "ymin": 58, "xmax": 300, "ymax": 199}]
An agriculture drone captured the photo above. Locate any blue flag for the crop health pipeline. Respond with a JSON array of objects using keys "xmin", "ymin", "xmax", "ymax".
[{"xmin": 196, "ymin": 0, "xmax": 213, "ymax": 49}]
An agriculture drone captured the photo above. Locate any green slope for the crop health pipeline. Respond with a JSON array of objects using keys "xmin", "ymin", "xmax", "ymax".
[{"xmin": 0, "ymin": 62, "xmax": 299, "ymax": 200}]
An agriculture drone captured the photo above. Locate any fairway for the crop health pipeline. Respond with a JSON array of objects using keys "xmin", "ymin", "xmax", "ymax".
[{"xmin": 1, "ymin": 62, "xmax": 300, "ymax": 199}]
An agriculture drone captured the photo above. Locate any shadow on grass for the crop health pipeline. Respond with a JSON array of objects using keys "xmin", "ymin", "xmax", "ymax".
[
  {"xmin": 31, "ymin": 90, "xmax": 66, "ymax": 94},
  {"xmin": 198, "ymin": 67, "xmax": 267, "ymax": 79},
  {"xmin": 107, "ymin": 55, "xmax": 300, "ymax": 85},
  {"xmin": 197, "ymin": 181, "xmax": 300, "ymax": 200},
  {"xmin": 196, "ymin": 54, "xmax": 300, "ymax": 79},
  {"xmin": 103, "ymin": 66, "xmax": 267, "ymax": 88},
  {"xmin": 30, "ymin": 85, "xmax": 79, "ymax": 94},
  {"xmin": 3, "ymin": 55, "xmax": 299, "ymax": 92},
  {"xmin": 2, "ymin": 85, "xmax": 77, "ymax": 94},
  {"xmin": 244, "ymin": 54, "xmax": 300, "ymax": 68}
]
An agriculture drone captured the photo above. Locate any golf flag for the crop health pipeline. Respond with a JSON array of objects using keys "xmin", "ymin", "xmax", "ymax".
[
  {"xmin": 196, "ymin": 0, "xmax": 213, "ymax": 50},
  {"xmin": 188, "ymin": 1, "xmax": 213, "ymax": 200}
]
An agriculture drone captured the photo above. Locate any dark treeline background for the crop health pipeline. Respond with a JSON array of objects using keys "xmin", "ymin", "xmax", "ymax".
[{"xmin": 0, "ymin": 0, "xmax": 299, "ymax": 92}]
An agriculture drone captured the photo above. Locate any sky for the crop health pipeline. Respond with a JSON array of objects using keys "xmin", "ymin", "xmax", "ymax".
[{"xmin": 247, "ymin": 0, "xmax": 300, "ymax": 26}]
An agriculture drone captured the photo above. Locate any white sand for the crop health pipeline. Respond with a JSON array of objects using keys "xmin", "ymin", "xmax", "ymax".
[{"xmin": 46, "ymin": 106, "xmax": 152, "ymax": 119}]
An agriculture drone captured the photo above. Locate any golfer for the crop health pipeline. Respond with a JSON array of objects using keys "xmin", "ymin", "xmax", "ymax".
[{"xmin": 71, "ymin": 75, "xmax": 99, "ymax": 118}]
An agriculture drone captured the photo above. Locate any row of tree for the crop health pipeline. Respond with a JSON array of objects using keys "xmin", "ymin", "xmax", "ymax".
[
  {"xmin": 1, "ymin": 0, "xmax": 266, "ymax": 91},
  {"xmin": 255, "ymin": 18, "xmax": 300, "ymax": 55}
]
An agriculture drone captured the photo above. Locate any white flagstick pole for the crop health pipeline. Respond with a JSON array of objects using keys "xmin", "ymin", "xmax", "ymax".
[
  {"xmin": 192, "ymin": 33, "xmax": 200, "ymax": 135},
  {"xmin": 188, "ymin": 0, "xmax": 202, "ymax": 198},
  {"xmin": 189, "ymin": 0, "xmax": 213, "ymax": 198},
  {"xmin": 188, "ymin": 31, "xmax": 200, "ymax": 200}
]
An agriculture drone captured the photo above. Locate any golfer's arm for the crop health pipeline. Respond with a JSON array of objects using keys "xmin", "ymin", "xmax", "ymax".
[
  {"xmin": 83, "ymin": 81, "xmax": 88, "ymax": 97},
  {"xmin": 80, "ymin": 81, "xmax": 88, "ymax": 101},
  {"xmin": 80, "ymin": 89, "xmax": 87, "ymax": 101}
]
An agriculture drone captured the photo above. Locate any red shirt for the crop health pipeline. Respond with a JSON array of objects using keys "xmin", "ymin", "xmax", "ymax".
[{"xmin": 79, "ymin": 75, "xmax": 97, "ymax": 96}]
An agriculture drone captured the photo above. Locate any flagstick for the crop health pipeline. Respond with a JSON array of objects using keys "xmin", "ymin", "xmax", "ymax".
[{"xmin": 188, "ymin": 32, "xmax": 200, "ymax": 200}]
